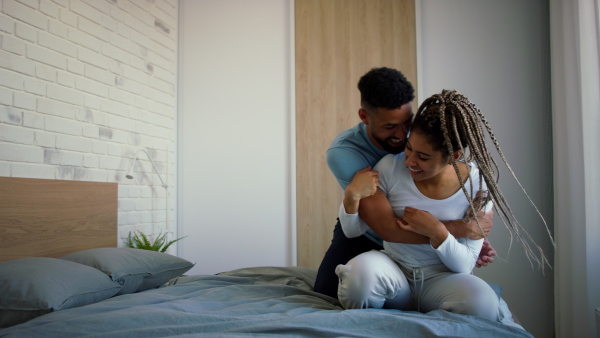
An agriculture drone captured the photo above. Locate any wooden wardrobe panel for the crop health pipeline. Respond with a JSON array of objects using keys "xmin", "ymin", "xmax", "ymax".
[{"xmin": 295, "ymin": 0, "xmax": 417, "ymax": 268}]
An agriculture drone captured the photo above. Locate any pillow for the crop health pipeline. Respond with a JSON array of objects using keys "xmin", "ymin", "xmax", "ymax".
[
  {"xmin": 61, "ymin": 248, "xmax": 194, "ymax": 295},
  {"xmin": 0, "ymin": 257, "xmax": 122, "ymax": 328}
]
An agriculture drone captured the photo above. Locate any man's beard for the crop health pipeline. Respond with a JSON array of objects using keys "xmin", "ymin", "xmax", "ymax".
[{"xmin": 374, "ymin": 135, "xmax": 406, "ymax": 154}]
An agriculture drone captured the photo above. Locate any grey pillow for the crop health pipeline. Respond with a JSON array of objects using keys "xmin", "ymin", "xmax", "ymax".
[
  {"xmin": 0, "ymin": 257, "xmax": 122, "ymax": 328},
  {"xmin": 61, "ymin": 248, "xmax": 194, "ymax": 295}
]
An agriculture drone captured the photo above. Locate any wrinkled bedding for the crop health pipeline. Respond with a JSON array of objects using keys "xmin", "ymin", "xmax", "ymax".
[{"xmin": 0, "ymin": 266, "xmax": 532, "ymax": 337}]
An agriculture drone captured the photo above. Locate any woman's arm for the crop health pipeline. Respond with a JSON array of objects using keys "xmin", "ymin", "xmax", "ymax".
[
  {"xmin": 435, "ymin": 234, "xmax": 481, "ymax": 272},
  {"xmin": 358, "ymin": 189, "xmax": 431, "ymax": 243},
  {"xmin": 358, "ymin": 189, "xmax": 496, "ymax": 270},
  {"xmin": 398, "ymin": 206, "xmax": 480, "ymax": 272},
  {"xmin": 359, "ymin": 189, "xmax": 494, "ymax": 243},
  {"xmin": 345, "ymin": 164, "xmax": 495, "ymax": 260},
  {"xmin": 338, "ymin": 203, "xmax": 370, "ymax": 238}
]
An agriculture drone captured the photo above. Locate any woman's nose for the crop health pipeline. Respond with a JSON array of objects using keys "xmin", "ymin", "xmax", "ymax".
[{"xmin": 405, "ymin": 153, "xmax": 416, "ymax": 166}]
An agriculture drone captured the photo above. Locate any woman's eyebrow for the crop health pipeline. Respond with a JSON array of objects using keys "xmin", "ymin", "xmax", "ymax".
[{"xmin": 406, "ymin": 140, "xmax": 432, "ymax": 157}]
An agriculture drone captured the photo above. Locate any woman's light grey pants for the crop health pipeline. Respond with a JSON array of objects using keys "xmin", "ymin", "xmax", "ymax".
[{"xmin": 335, "ymin": 250, "xmax": 500, "ymax": 321}]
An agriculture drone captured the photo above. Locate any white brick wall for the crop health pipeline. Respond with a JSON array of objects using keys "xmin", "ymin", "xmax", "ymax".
[{"xmin": 0, "ymin": 0, "xmax": 178, "ymax": 252}]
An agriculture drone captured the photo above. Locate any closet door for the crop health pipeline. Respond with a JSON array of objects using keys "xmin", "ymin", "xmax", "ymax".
[{"xmin": 295, "ymin": 0, "xmax": 417, "ymax": 268}]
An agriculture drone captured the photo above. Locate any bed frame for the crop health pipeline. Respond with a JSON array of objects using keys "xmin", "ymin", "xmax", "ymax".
[{"xmin": 0, "ymin": 177, "xmax": 117, "ymax": 262}]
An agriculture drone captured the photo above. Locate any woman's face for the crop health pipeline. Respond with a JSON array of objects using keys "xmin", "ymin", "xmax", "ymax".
[{"xmin": 404, "ymin": 130, "xmax": 451, "ymax": 182}]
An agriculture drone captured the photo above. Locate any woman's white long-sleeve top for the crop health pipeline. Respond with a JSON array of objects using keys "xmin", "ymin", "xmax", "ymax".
[{"xmin": 339, "ymin": 153, "xmax": 492, "ymax": 273}]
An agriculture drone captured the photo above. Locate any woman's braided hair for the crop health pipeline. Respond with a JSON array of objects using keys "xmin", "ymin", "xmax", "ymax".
[{"xmin": 413, "ymin": 89, "xmax": 554, "ymax": 270}]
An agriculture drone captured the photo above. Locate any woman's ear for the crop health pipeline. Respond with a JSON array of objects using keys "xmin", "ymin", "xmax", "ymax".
[{"xmin": 452, "ymin": 150, "xmax": 463, "ymax": 162}]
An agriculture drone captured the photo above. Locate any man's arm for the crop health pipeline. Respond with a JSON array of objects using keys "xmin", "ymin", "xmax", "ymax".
[
  {"xmin": 443, "ymin": 210, "xmax": 493, "ymax": 240},
  {"xmin": 445, "ymin": 190, "xmax": 494, "ymax": 240}
]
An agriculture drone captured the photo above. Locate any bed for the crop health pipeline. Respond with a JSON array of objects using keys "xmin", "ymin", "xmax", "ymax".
[{"xmin": 0, "ymin": 177, "xmax": 533, "ymax": 337}]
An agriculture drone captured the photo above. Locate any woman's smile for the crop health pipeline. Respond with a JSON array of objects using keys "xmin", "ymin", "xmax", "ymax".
[{"xmin": 407, "ymin": 166, "xmax": 423, "ymax": 174}]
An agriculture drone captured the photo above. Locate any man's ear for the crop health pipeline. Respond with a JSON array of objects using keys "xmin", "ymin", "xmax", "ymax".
[{"xmin": 358, "ymin": 108, "xmax": 370, "ymax": 125}]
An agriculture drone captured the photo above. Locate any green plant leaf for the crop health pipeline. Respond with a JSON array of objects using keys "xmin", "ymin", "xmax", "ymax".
[
  {"xmin": 160, "ymin": 236, "xmax": 187, "ymax": 252},
  {"xmin": 124, "ymin": 230, "xmax": 186, "ymax": 252},
  {"xmin": 125, "ymin": 231, "xmax": 135, "ymax": 248},
  {"xmin": 151, "ymin": 232, "xmax": 166, "ymax": 251},
  {"xmin": 139, "ymin": 231, "xmax": 151, "ymax": 248}
]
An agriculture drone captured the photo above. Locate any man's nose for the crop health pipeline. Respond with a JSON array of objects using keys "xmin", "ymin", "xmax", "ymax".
[{"xmin": 393, "ymin": 128, "xmax": 407, "ymax": 139}]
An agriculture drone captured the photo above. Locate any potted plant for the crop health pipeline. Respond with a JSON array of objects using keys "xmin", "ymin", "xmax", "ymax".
[{"xmin": 125, "ymin": 231, "xmax": 186, "ymax": 252}]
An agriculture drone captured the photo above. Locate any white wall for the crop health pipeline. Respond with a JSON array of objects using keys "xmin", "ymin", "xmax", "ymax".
[
  {"xmin": 550, "ymin": 0, "xmax": 600, "ymax": 336},
  {"xmin": 418, "ymin": 1, "xmax": 554, "ymax": 337},
  {"xmin": 178, "ymin": 0, "xmax": 294, "ymax": 274},
  {"xmin": 0, "ymin": 0, "xmax": 178, "ymax": 249}
]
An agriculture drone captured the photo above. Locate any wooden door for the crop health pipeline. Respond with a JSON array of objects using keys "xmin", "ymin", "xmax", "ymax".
[{"xmin": 295, "ymin": 0, "xmax": 417, "ymax": 268}]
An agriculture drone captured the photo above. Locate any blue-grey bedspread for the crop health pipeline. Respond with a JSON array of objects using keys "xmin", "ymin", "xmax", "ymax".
[{"xmin": 0, "ymin": 266, "xmax": 532, "ymax": 337}]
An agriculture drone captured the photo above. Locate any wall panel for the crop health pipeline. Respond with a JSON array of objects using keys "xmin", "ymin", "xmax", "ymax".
[
  {"xmin": 295, "ymin": 0, "xmax": 417, "ymax": 268},
  {"xmin": 178, "ymin": 0, "xmax": 292, "ymax": 274}
]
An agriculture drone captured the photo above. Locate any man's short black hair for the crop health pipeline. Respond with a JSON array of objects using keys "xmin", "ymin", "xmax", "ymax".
[{"xmin": 358, "ymin": 67, "xmax": 415, "ymax": 110}]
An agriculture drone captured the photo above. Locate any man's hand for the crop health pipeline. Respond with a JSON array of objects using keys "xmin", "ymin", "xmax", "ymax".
[
  {"xmin": 464, "ymin": 190, "xmax": 493, "ymax": 240},
  {"xmin": 465, "ymin": 190, "xmax": 489, "ymax": 219},
  {"xmin": 465, "ymin": 210, "xmax": 493, "ymax": 240},
  {"xmin": 347, "ymin": 167, "xmax": 379, "ymax": 199},
  {"xmin": 343, "ymin": 167, "xmax": 379, "ymax": 214},
  {"xmin": 466, "ymin": 191, "xmax": 496, "ymax": 267},
  {"xmin": 476, "ymin": 239, "xmax": 496, "ymax": 267}
]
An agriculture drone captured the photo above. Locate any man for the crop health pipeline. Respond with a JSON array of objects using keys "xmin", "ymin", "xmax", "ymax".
[{"xmin": 314, "ymin": 67, "xmax": 495, "ymax": 299}]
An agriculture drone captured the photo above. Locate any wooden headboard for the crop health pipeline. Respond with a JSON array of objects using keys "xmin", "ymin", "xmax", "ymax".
[{"xmin": 0, "ymin": 177, "xmax": 117, "ymax": 262}]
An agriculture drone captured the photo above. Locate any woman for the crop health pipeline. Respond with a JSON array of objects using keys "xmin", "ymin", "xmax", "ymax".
[{"xmin": 335, "ymin": 90, "xmax": 551, "ymax": 320}]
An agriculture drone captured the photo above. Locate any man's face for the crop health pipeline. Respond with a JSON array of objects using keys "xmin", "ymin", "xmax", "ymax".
[{"xmin": 361, "ymin": 103, "xmax": 413, "ymax": 154}]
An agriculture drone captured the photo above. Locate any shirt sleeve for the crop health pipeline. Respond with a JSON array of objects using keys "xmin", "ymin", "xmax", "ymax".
[
  {"xmin": 327, "ymin": 147, "xmax": 372, "ymax": 190},
  {"xmin": 372, "ymin": 154, "xmax": 396, "ymax": 195},
  {"xmin": 434, "ymin": 188, "xmax": 493, "ymax": 273},
  {"xmin": 434, "ymin": 233, "xmax": 483, "ymax": 273},
  {"xmin": 338, "ymin": 203, "xmax": 370, "ymax": 238}
]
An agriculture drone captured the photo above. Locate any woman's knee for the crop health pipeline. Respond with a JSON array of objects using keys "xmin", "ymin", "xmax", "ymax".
[
  {"xmin": 435, "ymin": 274, "xmax": 500, "ymax": 320},
  {"xmin": 335, "ymin": 251, "xmax": 410, "ymax": 310},
  {"xmin": 463, "ymin": 284, "xmax": 500, "ymax": 320}
]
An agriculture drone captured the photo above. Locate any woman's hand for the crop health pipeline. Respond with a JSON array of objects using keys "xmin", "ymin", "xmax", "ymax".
[{"xmin": 398, "ymin": 206, "xmax": 449, "ymax": 248}]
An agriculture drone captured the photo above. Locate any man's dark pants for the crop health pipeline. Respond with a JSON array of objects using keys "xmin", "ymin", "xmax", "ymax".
[{"xmin": 313, "ymin": 219, "xmax": 383, "ymax": 299}]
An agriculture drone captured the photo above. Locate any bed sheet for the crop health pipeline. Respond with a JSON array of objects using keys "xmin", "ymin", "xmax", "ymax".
[{"xmin": 0, "ymin": 266, "xmax": 532, "ymax": 337}]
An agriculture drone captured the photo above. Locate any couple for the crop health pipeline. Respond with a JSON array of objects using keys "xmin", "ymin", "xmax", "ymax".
[{"xmin": 315, "ymin": 68, "xmax": 550, "ymax": 322}]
